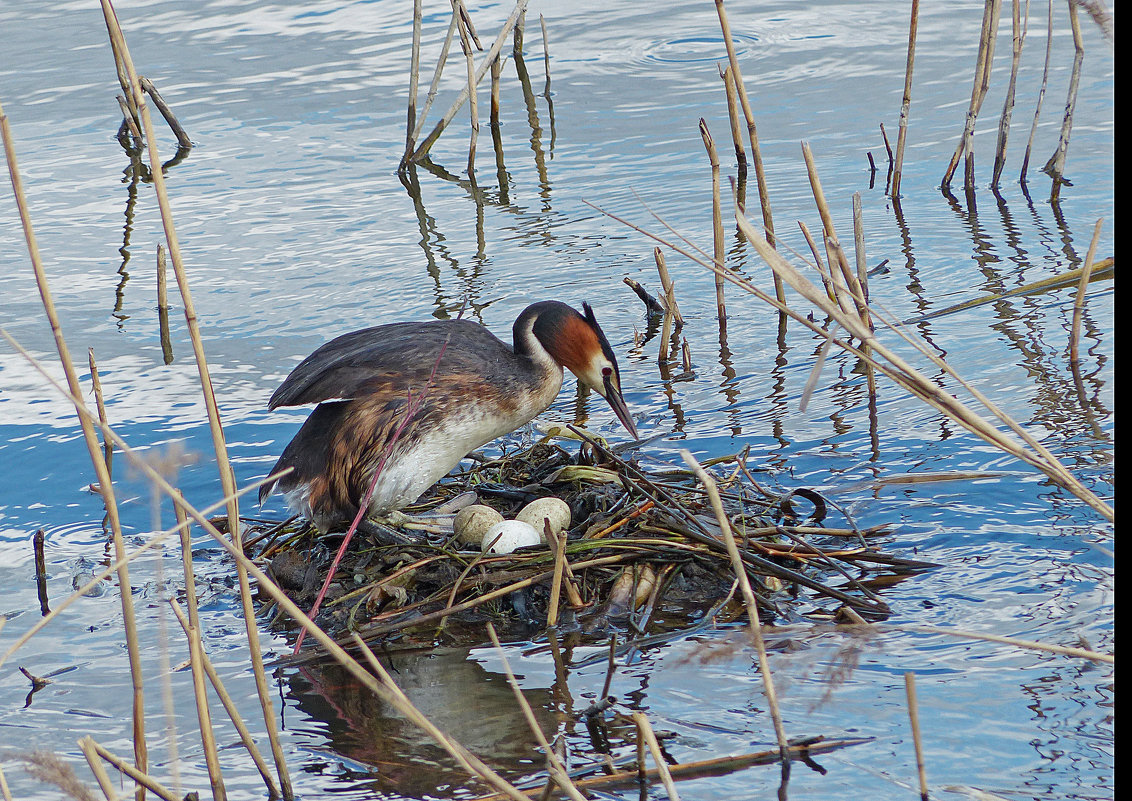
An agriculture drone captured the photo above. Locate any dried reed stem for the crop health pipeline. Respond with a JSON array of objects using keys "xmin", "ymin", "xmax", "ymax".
[
  {"xmin": 1043, "ymin": 0, "xmax": 1083, "ymax": 200},
  {"xmin": 992, "ymin": 0, "xmax": 1025, "ymax": 187},
  {"xmin": 653, "ymin": 247, "xmax": 683, "ymax": 326},
  {"xmin": 407, "ymin": 0, "xmax": 529, "ymax": 165},
  {"xmin": 942, "ymin": 0, "xmax": 1002, "ymax": 192},
  {"xmin": 453, "ymin": 1, "xmax": 482, "ymax": 177},
  {"xmin": 632, "ymin": 712, "xmax": 681, "ymax": 800},
  {"xmin": 719, "ymin": 64, "xmax": 747, "ymax": 179},
  {"xmin": 892, "ymin": 0, "xmax": 919, "ymax": 197},
  {"xmin": 712, "ymin": 0, "xmax": 783, "ymax": 304},
  {"xmin": 682, "ymin": 451, "xmax": 791, "ymax": 776},
  {"xmin": 539, "ymin": 14, "xmax": 552, "ymax": 97},
  {"xmin": 904, "ymin": 673, "xmax": 929, "ymax": 800},
  {"xmin": 138, "ymin": 77, "xmax": 191, "ymax": 149},
  {"xmin": 96, "ymin": 6, "xmax": 289, "ymax": 791},
  {"xmin": 177, "ymin": 605, "xmax": 226, "ymax": 801},
  {"xmin": 349, "ymin": 635, "xmax": 529, "ymax": 800},
  {"xmin": 1069, "ymin": 219, "xmax": 1102, "ymax": 367},
  {"xmin": 1021, "ymin": 0, "xmax": 1053, "ymax": 183},
  {"xmin": 1, "ymin": 95, "xmax": 149, "ymax": 796},
  {"xmin": 88, "ymin": 349, "xmax": 113, "ymax": 473},
  {"xmin": 699, "ymin": 119, "xmax": 726, "ymax": 325},
  {"xmin": 405, "ymin": 0, "xmax": 423, "ymax": 158},
  {"xmin": 546, "ymin": 526, "xmax": 568, "ymax": 627},
  {"xmin": 77, "ymin": 738, "xmax": 120, "ymax": 801},
  {"xmin": 81, "ymin": 739, "xmax": 178, "ymax": 801},
  {"xmin": 33, "ymin": 528, "xmax": 50, "ymax": 616},
  {"xmin": 407, "ymin": 11, "xmax": 457, "ymax": 158},
  {"xmin": 168, "ymin": 601, "xmax": 280, "ymax": 797},
  {"xmin": 486, "ymin": 624, "xmax": 587, "ymax": 801}
]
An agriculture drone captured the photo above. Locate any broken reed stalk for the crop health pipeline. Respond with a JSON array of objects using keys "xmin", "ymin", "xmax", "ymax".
[
  {"xmin": 168, "ymin": 600, "xmax": 280, "ymax": 797},
  {"xmin": 1069, "ymin": 219, "xmax": 1103, "ymax": 367},
  {"xmin": 405, "ymin": 0, "xmax": 423, "ymax": 160},
  {"xmin": 1, "ymin": 95, "xmax": 150, "ymax": 796},
  {"xmin": 96, "ymin": 7, "xmax": 292, "ymax": 791},
  {"xmin": 77, "ymin": 738, "xmax": 119, "ymax": 801},
  {"xmin": 174, "ymin": 601, "xmax": 226, "ymax": 801},
  {"xmin": 407, "ymin": 11, "xmax": 457, "ymax": 162},
  {"xmin": 904, "ymin": 673, "xmax": 929, "ymax": 801},
  {"xmin": 453, "ymin": 0, "xmax": 482, "ymax": 178},
  {"xmin": 712, "ymin": 0, "xmax": 778, "ymax": 268},
  {"xmin": 682, "ymin": 451, "xmax": 791, "ymax": 778},
  {"xmin": 942, "ymin": 0, "xmax": 1002, "ymax": 193},
  {"xmin": 1043, "ymin": 0, "xmax": 1083, "ymax": 201},
  {"xmin": 82, "ymin": 738, "xmax": 179, "ymax": 801},
  {"xmin": 546, "ymin": 525, "xmax": 568, "ymax": 627},
  {"xmin": 407, "ymin": 0, "xmax": 529, "ymax": 166},
  {"xmin": 892, "ymin": 0, "xmax": 919, "ymax": 198},
  {"xmin": 486, "ymin": 624, "xmax": 587, "ymax": 801},
  {"xmin": 992, "ymin": 0, "xmax": 1024, "ymax": 187},
  {"xmin": 539, "ymin": 13, "xmax": 552, "ymax": 97},
  {"xmin": 720, "ymin": 64, "xmax": 748, "ymax": 180},
  {"xmin": 852, "ymin": 194, "xmax": 879, "ymax": 410},
  {"xmin": 632, "ymin": 712, "xmax": 681, "ymax": 800},
  {"xmin": 699, "ymin": 119, "xmax": 726, "ymax": 325},
  {"xmin": 88, "ymin": 348, "xmax": 113, "ymax": 473},
  {"xmin": 1021, "ymin": 0, "xmax": 1053, "ymax": 183},
  {"xmin": 653, "ymin": 247, "xmax": 683, "ymax": 326},
  {"xmin": 33, "ymin": 529, "xmax": 50, "ymax": 616},
  {"xmin": 137, "ymin": 77, "xmax": 191, "ymax": 149}
]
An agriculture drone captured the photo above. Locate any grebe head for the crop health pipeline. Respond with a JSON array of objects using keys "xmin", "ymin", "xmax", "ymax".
[{"xmin": 527, "ymin": 301, "xmax": 639, "ymax": 440}]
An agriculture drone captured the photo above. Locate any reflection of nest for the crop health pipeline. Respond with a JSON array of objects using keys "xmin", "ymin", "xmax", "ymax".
[{"xmin": 242, "ymin": 432, "xmax": 935, "ymax": 658}]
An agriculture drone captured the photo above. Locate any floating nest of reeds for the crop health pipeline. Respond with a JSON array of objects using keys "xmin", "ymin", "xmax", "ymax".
[{"xmin": 233, "ymin": 427, "xmax": 936, "ymax": 659}]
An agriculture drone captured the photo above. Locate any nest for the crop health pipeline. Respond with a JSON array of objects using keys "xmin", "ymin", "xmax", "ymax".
[{"xmin": 236, "ymin": 428, "xmax": 936, "ymax": 659}]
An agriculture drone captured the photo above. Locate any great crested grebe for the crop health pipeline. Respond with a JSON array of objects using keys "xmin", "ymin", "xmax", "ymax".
[{"xmin": 259, "ymin": 301, "xmax": 638, "ymax": 531}]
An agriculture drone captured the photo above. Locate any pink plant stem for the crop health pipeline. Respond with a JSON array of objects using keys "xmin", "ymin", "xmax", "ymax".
[{"xmin": 292, "ymin": 337, "xmax": 451, "ymax": 653}]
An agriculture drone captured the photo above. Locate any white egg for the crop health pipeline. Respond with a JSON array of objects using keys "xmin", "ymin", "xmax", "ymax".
[
  {"xmin": 515, "ymin": 497, "xmax": 572, "ymax": 542},
  {"xmin": 482, "ymin": 520, "xmax": 542, "ymax": 554},
  {"xmin": 453, "ymin": 504, "xmax": 504, "ymax": 547}
]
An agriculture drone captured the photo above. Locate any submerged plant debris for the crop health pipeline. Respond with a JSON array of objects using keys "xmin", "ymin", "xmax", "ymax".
[{"xmin": 230, "ymin": 427, "xmax": 936, "ymax": 661}]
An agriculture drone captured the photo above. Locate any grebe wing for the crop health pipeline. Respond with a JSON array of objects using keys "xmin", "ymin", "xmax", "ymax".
[{"xmin": 268, "ymin": 319, "xmax": 511, "ymax": 409}]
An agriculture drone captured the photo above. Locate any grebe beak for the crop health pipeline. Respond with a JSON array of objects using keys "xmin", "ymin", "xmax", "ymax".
[{"xmin": 603, "ymin": 372, "xmax": 639, "ymax": 441}]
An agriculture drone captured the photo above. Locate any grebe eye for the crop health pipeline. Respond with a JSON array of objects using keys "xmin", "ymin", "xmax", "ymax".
[{"xmin": 602, "ymin": 367, "xmax": 612, "ymax": 377}]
